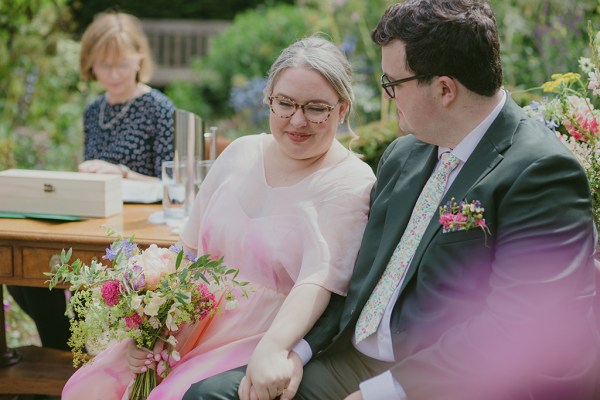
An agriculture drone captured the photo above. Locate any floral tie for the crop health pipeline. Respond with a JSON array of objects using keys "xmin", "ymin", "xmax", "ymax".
[{"xmin": 355, "ymin": 152, "xmax": 460, "ymax": 343}]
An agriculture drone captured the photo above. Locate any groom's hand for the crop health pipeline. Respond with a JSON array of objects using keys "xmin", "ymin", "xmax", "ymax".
[
  {"xmin": 344, "ymin": 390, "xmax": 363, "ymax": 400},
  {"xmin": 280, "ymin": 351, "xmax": 303, "ymax": 400},
  {"xmin": 240, "ymin": 344, "xmax": 293, "ymax": 400}
]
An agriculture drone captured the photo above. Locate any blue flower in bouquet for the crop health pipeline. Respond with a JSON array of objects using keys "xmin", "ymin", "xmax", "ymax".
[
  {"xmin": 103, "ymin": 236, "xmax": 137, "ymax": 262},
  {"xmin": 45, "ymin": 232, "xmax": 249, "ymax": 400}
]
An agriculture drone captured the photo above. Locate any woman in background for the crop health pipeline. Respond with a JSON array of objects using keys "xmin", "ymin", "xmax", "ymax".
[
  {"xmin": 8, "ymin": 11, "xmax": 175, "ymax": 353},
  {"xmin": 77, "ymin": 11, "xmax": 174, "ymax": 180}
]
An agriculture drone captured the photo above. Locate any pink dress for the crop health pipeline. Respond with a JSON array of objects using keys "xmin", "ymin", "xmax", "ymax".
[{"xmin": 61, "ymin": 133, "xmax": 375, "ymax": 400}]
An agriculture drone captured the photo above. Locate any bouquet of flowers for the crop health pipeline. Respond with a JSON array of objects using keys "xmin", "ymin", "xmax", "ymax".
[
  {"xmin": 45, "ymin": 229, "xmax": 248, "ymax": 400},
  {"xmin": 523, "ymin": 21, "xmax": 600, "ymax": 229}
]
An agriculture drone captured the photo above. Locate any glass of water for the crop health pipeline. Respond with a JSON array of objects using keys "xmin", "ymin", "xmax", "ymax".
[
  {"xmin": 162, "ymin": 160, "xmax": 188, "ymax": 219},
  {"xmin": 195, "ymin": 160, "xmax": 214, "ymax": 192}
]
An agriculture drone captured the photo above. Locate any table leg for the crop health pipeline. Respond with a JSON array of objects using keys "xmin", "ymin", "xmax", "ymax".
[{"xmin": 0, "ymin": 286, "xmax": 22, "ymax": 367}]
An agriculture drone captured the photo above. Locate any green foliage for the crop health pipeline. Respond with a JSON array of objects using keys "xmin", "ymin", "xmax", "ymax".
[
  {"xmin": 4, "ymin": 286, "xmax": 41, "ymax": 348},
  {"xmin": 166, "ymin": 4, "xmax": 318, "ymax": 128},
  {"xmin": 339, "ymin": 119, "xmax": 402, "ymax": 173},
  {"xmin": 0, "ymin": 0, "xmax": 93, "ymax": 171},
  {"xmin": 491, "ymin": 0, "xmax": 598, "ymax": 94}
]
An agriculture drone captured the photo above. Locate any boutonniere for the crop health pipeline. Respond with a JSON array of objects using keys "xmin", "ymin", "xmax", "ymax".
[{"xmin": 439, "ymin": 198, "xmax": 491, "ymax": 238}]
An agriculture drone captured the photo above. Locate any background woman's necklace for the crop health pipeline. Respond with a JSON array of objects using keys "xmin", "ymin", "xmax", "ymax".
[{"xmin": 98, "ymin": 87, "xmax": 138, "ymax": 130}]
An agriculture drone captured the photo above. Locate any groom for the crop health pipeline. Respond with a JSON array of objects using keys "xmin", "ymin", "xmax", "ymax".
[{"xmin": 185, "ymin": 0, "xmax": 599, "ymax": 399}]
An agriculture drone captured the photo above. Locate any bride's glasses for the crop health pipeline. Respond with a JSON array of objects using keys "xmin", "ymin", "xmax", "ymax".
[{"xmin": 268, "ymin": 96, "xmax": 340, "ymax": 124}]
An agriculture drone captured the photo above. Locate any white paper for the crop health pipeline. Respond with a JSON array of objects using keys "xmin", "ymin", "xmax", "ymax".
[{"xmin": 121, "ymin": 179, "xmax": 163, "ymax": 203}]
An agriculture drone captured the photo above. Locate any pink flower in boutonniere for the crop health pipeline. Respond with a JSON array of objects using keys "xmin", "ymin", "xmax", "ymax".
[{"xmin": 439, "ymin": 198, "xmax": 491, "ymax": 238}]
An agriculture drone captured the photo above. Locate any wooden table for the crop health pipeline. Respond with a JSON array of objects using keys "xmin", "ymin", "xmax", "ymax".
[{"xmin": 0, "ymin": 204, "xmax": 179, "ymax": 396}]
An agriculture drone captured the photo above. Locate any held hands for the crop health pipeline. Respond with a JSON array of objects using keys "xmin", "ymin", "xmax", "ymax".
[
  {"xmin": 239, "ymin": 346, "xmax": 303, "ymax": 400},
  {"xmin": 280, "ymin": 352, "xmax": 303, "ymax": 400}
]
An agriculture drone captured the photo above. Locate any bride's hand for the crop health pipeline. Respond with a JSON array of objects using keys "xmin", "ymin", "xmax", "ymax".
[
  {"xmin": 240, "ymin": 344, "xmax": 293, "ymax": 400},
  {"xmin": 126, "ymin": 338, "xmax": 155, "ymax": 374}
]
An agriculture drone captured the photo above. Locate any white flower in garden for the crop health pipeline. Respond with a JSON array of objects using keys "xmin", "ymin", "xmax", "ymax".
[
  {"xmin": 588, "ymin": 69, "xmax": 600, "ymax": 95},
  {"xmin": 580, "ymin": 57, "xmax": 594, "ymax": 74}
]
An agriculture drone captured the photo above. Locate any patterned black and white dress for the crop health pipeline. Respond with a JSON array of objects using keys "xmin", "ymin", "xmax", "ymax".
[{"xmin": 83, "ymin": 88, "xmax": 175, "ymax": 177}]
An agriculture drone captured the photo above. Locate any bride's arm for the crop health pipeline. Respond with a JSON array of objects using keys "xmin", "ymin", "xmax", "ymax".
[{"xmin": 239, "ymin": 283, "xmax": 331, "ymax": 400}]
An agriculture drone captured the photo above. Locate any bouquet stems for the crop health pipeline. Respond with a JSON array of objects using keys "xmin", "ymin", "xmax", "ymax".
[{"xmin": 129, "ymin": 367, "xmax": 157, "ymax": 400}]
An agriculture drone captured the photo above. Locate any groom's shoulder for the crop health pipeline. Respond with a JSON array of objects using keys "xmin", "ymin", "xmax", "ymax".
[
  {"xmin": 381, "ymin": 134, "xmax": 419, "ymax": 163},
  {"xmin": 508, "ymin": 117, "xmax": 578, "ymax": 165}
]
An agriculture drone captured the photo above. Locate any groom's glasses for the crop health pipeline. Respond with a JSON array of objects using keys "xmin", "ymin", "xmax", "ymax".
[{"xmin": 380, "ymin": 73, "xmax": 425, "ymax": 98}]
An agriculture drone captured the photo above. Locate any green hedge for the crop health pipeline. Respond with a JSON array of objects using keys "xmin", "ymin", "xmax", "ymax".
[{"xmin": 340, "ymin": 119, "xmax": 402, "ymax": 173}]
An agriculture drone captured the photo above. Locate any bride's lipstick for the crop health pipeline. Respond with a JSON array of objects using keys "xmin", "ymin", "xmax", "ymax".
[{"xmin": 287, "ymin": 131, "xmax": 311, "ymax": 143}]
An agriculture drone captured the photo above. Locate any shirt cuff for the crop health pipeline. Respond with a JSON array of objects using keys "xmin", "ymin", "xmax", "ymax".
[
  {"xmin": 359, "ymin": 370, "xmax": 407, "ymax": 400},
  {"xmin": 291, "ymin": 339, "xmax": 313, "ymax": 366}
]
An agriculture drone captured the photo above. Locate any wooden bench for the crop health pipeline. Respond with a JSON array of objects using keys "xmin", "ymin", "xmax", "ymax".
[
  {"xmin": 0, "ymin": 346, "xmax": 75, "ymax": 397},
  {"xmin": 140, "ymin": 19, "xmax": 231, "ymax": 86}
]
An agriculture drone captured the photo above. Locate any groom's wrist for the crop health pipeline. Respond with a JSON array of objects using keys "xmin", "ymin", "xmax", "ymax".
[{"xmin": 291, "ymin": 339, "xmax": 312, "ymax": 365}]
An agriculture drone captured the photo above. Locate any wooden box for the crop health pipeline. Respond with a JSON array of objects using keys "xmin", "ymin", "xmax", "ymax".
[{"xmin": 0, "ymin": 169, "xmax": 122, "ymax": 217}]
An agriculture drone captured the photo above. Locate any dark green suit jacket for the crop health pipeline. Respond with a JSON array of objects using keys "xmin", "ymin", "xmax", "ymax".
[{"xmin": 304, "ymin": 96, "xmax": 598, "ymax": 399}]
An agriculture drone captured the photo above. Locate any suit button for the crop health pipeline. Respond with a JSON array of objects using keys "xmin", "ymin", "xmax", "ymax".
[{"xmin": 350, "ymin": 308, "xmax": 355, "ymax": 315}]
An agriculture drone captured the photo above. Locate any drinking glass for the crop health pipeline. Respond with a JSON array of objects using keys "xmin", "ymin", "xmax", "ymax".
[
  {"xmin": 195, "ymin": 160, "xmax": 214, "ymax": 192},
  {"xmin": 162, "ymin": 160, "xmax": 187, "ymax": 219}
]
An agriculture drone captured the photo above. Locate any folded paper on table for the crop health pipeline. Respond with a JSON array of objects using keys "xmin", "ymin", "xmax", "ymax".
[{"xmin": 122, "ymin": 179, "xmax": 162, "ymax": 203}]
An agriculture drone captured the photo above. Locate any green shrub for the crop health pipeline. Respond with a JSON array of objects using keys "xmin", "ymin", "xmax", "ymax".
[
  {"xmin": 0, "ymin": 0, "xmax": 92, "ymax": 171},
  {"xmin": 340, "ymin": 118, "xmax": 402, "ymax": 173},
  {"xmin": 166, "ymin": 5, "xmax": 318, "ymax": 127}
]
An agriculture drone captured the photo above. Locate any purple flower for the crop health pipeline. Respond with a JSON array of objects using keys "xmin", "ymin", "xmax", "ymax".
[
  {"xmin": 125, "ymin": 264, "xmax": 146, "ymax": 291},
  {"xmin": 103, "ymin": 238, "xmax": 137, "ymax": 261},
  {"xmin": 169, "ymin": 243, "xmax": 197, "ymax": 262}
]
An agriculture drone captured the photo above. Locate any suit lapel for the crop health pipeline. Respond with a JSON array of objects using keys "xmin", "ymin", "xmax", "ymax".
[
  {"xmin": 351, "ymin": 140, "xmax": 438, "ymax": 309},
  {"xmin": 399, "ymin": 96, "xmax": 522, "ymax": 293},
  {"xmin": 380, "ymin": 142, "xmax": 437, "ymax": 253}
]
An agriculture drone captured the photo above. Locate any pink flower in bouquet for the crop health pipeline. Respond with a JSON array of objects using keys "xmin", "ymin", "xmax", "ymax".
[
  {"xmin": 124, "ymin": 313, "xmax": 143, "ymax": 330},
  {"xmin": 129, "ymin": 244, "xmax": 177, "ymax": 290},
  {"xmin": 101, "ymin": 280, "xmax": 123, "ymax": 307},
  {"xmin": 560, "ymin": 96, "xmax": 600, "ymax": 141},
  {"xmin": 195, "ymin": 283, "xmax": 216, "ymax": 320}
]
